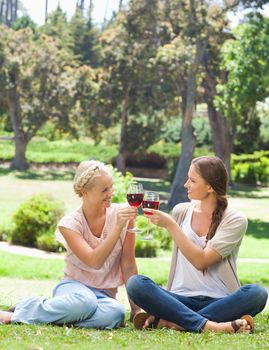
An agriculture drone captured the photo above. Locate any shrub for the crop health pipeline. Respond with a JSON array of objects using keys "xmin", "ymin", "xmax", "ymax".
[
  {"xmin": 11, "ymin": 194, "xmax": 64, "ymax": 247},
  {"xmin": 134, "ymin": 216, "xmax": 171, "ymax": 257},
  {"xmin": 231, "ymin": 151, "xmax": 269, "ymax": 185},
  {"xmin": 111, "ymin": 167, "xmax": 133, "ymax": 203},
  {"xmin": 36, "ymin": 232, "xmax": 63, "ymax": 252},
  {"xmin": 135, "ymin": 237, "xmax": 159, "ymax": 257}
]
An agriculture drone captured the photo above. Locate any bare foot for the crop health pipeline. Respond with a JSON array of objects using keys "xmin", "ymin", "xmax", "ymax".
[
  {"xmin": 0, "ymin": 310, "xmax": 13, "ymax": 324},
  {"xmin": 203, "ymin": 317, "xmax": 252, "ymax": 333}
]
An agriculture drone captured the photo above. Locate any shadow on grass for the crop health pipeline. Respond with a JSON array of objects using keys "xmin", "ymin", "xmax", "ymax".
[
  {"xmin": 0, "ymin": 168, "xmax": 74, "ymax": 181},
  {"xmin": 246, "ymin": 219, "xmax": 269, "ymax": 239},
  {"xmin": 229, "ymin": 183, "xmax": 269, "ymax": 199}
]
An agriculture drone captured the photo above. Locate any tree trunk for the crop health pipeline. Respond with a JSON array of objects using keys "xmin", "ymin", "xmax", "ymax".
[
  {"xmin": 204, "ymin": 69, "xmax": 234, "ymax": 180},
  {"xmin": 10, "ymin": 134, "xmax": 28, "ymax": 170},
  {"xmin": 168, "ymin": 124, "xmax": 196, "ymax": 208},
  {"xmin": 168, "ymin": 38, "xmax": 208, "ymax": 209},
  {"xmin": 115, "ymin": 90, "xmax": 129, "ymax": 172},
  {"xmin": 7, "ymin": 79, "xmax": 29, "ymax": 170},
  {"xmin": 207, "ymin": 101, "xmax": 234, "ymax": 180},
  {"xmin": 118, "ymin": 0, "xmax": 123, "ymax": 11}
]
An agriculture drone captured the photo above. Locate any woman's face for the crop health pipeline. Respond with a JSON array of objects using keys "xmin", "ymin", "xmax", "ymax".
[
  {"xmin": 184, "ymin": 164, "xmax": 213, "ymax": 201},
  {"xmin": 83, "ymin": 170, "xmax": 114, "ymax": 209}
]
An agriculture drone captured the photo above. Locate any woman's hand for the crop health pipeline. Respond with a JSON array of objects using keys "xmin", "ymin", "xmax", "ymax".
[
  {"xmin": 116, "ymin": 205, "xmax": 137, "ymax": 229},
  {"xmin": 143, "ymin": 208, "xmax": 177, "ymax": 230}
]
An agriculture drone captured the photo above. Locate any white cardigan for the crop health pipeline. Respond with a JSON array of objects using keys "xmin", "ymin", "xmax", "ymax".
[{"xmin": 166, "ymin": 202, "xmax": 248, "ymax": 294}]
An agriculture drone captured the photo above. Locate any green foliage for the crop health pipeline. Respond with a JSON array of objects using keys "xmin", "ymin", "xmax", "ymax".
[
  {"xmin": 111, "ymin": 167, "xmax": 133, "ymax": 203},
  {"xmin": 135, "ymin": 238, "xmax": 159, "ymax": 257},
  {"xmin": 40, "ymin": 7, "xmax": 74, "ymax": 53},
  {"xmin": 11, "ymin": 15, "xmax": 37, "ymax": 34},
  {"xmin": 36, "ymin": 232, "xmax": 63, "ymax": 252},
  {"xmin": 69, "ymin": 8, "xmax": 101, "ymax": 67},
  {"xmin": 37, "ymin": 121, "xmax": 69, "ymax": 141},
  {"xmin": 134, "ymin": 216, "xmax": 172, "ymax": 257},
  {"xmin": 216, "ymin": 13, "xmax": 269, "ymax": 152},
  {"xmin": 231, "ymin": 152, "xmax": 269, "ymax": 185},
  {"xmin": 11, "ymin": 194, "xmax": 64, "ymax": 247},
  {"xmin": 0, "ymin": 139, "xmax": 118, "ymax": 163},
  {"xmin": 126, "ymin": 112, "xmax": 166, "ymax": 154}
]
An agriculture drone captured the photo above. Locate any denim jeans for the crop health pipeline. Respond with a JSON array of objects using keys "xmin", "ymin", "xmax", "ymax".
[
  {"xmin": 11, "ymin": 279, "xmax": 125, "ymax": 329},
  {"xmin": 127, "ymin": 275, "xmax": 268, "ymax": 332}
]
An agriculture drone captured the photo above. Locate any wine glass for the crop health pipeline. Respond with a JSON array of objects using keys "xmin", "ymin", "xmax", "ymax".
[
  {"xmin": 126, "ymin": 182, "xmax": 144, "ymax": 233},
  {"xmin": 142, "ymin": 191, "xmax": 160, "ymax": 240}
]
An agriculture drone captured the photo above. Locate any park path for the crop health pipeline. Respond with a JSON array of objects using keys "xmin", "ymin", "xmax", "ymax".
[{"xmin": 1, "ymin": 241, "xmax": 269, "ymax": 263}]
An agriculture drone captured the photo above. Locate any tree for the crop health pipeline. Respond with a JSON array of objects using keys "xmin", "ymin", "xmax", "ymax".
[
  {"xmin": 69, "ymin": 6, "xmax": 101, "ymax": 67},
  {"xmin": 0, "ymin": 26, "xmax": 77, "ymax": 170},
  {"xmin": 215, "ymin": 13, "xmax": 269, "ymax": 159},
  {"xmin": 167, "ymin": 0, "xmax": 268, "ymax": 206},
  {"xmin": 101, "ymin": 0, "xmax": 164, "ymax": 171},
  {"xmin": 165, "ymin": 0, "xmax": 216, "ymax": 208},
  {"xmin": 40, "ymin": 6, "xmax": 74, "ymax": 54}
]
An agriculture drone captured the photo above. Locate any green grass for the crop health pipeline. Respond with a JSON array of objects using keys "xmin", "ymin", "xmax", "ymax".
[
  {"xmin": 0, "ymin": 316, "xmax": 269, "ymax": 350},
  {"xmin": 0, "ymin": 251, "xmax": 268, "ymax": 287}
]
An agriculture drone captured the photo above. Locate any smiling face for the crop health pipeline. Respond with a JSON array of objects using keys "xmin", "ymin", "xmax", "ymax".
[
  {"xmin": 82, "ymin": 170, "xmax": 114, "ymax": 209},
  {"xmin": 184, "ymin": 164, "xmax": 213, "ymax": 201}
]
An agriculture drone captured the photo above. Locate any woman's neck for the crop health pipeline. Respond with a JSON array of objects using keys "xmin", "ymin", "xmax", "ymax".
[
  {"xmin": 198, "ymin": 196, "xmax": 217, "ymax": 216},
  {"xmin": 82, "ymin": 202, "xmax": 106, "ymax": 222}
]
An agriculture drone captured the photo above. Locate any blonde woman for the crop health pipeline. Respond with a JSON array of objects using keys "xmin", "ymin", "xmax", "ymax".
[
  {"xmin": 0, "ymin": 160, "xmax": 140, "ymax": 328},
  {"xmin": 127, "ymin": 156, "xmax": 268, "ymax": 333}
]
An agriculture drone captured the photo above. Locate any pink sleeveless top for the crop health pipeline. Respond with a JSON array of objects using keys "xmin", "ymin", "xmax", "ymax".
[{"xmin": 55, "ymin": 203, "xmax": 128, "ymax": 298}]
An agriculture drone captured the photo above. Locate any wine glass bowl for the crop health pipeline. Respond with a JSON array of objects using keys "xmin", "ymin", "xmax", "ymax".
[
  {"xmin": 126, "ymin": 182, "xmax": 144, "ymax": 233},
  {"xmin": 127, "ymin": 193, "xmax": 144, "ymax": 208},
  {"xmin": 142, "ymin": 191, "xmax": 160, "ymax": 240}
]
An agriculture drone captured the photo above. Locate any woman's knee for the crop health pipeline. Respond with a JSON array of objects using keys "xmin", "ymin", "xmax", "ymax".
[
  {"xmin": 68, "ymin": 292, "xmax": 98, "ymax": 318},
  {"xmin": 243, "ymin": 284, "xmax": 268, "ymax": 311},
  {"xmin": 252, "ymin": 284, "xmax": 268, "ymax": 308},
  {"xmin": 126, "ymin": 274, "xmax": 148, "ymax": 298},
  {"xmin": 100, "ymin": 301, "xmax": 125, "ymax": 329}
]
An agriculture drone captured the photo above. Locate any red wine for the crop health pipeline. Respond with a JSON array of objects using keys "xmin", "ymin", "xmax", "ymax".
[
  {"xmin": 142, "ymin": 200, "xmax": 160, "ymax": 215},
  {"xmin": 127, "ymin": 193, "xmax": 144, "ymax": 207}
]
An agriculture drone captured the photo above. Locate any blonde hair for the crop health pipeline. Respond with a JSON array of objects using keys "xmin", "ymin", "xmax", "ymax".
[{"xmin": 73, "ymin": 160, "xmax": 110, "ymax": 197}]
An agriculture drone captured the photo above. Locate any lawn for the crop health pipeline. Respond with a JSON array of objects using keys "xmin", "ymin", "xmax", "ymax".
[
  {"xmin": 0, "ymin": 252, "xmax": 269, "ymax": 350},
  {"xmin": 0, "ymin": 170, "xmax": 269, "ymax": 349}
]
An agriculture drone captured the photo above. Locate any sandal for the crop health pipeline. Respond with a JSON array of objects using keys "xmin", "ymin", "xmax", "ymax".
[
  {"xmin": 231, "ymin": 314, "xmax": 254, "ymax": 333},
  {"xmin": 133, "ymin": 312, "xmax": 159, "ymax": 330}
]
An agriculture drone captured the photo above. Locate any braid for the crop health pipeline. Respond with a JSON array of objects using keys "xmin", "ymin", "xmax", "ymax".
[
  {"xmin": 73, "ymin": 160, "xmax": 108, "ymax": 197},
  {"xmin": 205, "ymin": 195, "xmax": 228, "ymax": 247}
]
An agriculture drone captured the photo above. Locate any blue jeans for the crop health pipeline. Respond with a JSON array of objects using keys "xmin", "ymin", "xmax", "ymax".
[
  {"xmin": 127, "ymin": 275, "xmax": 268, "ymax": 332},
  {"xmin": 11, "ymin": 279, "xmax": 125, "ymax": 329}
]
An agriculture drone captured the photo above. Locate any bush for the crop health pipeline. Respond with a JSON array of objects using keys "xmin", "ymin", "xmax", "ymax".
[
  {"xmin": 231, "ymin": 151, "xmax": 269, "ymax": 185},
  {"xmin": 135, "ymin": 237, "xmax": 159, "ymax": 257},
  {"xmin": 134, "ymin": 216, "xmax": 171, "ymax": 257},
  {"xmin": 111, "ymin": 167, "xmax": 133, "ymax": 203},
  {"xmin": 11, "ymin": 194, "xmax": 64, "ymax": 247},
  {"xmin": 36, "ymin": 232, "xmax": 63, "ymax": 252}
]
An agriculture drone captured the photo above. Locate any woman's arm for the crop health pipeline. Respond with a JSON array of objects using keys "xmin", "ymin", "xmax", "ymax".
[
  {"xmin": 120, "ymin": 230, "xmax": 141, "ymax": 319},
  {"xmin": 59, "ymin": 206, "xmax": 137, "ymax": 270},
  {"xmin": 144, "ymin": 209, "xmax": 221, "ymax": 270}
]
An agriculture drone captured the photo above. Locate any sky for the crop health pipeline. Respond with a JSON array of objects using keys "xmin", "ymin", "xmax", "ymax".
[{"xmin": 20, "ymin": 0, "xmax": 128, "ymax": 25}]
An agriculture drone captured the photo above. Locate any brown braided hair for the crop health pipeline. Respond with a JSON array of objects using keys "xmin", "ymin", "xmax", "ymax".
[{"xmin": 191, "ymin": 156, "xmax": 228, "ymax": 246}]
